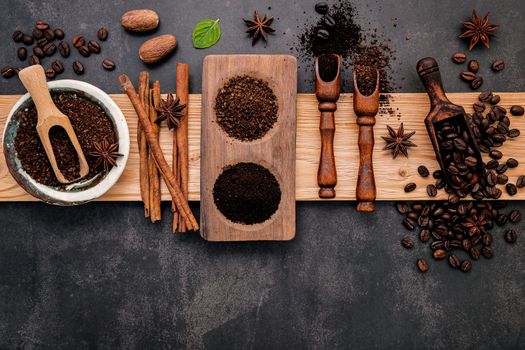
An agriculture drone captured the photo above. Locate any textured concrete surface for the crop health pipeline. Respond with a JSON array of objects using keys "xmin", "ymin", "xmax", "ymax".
[{"xmin": 1, "ymin": 0, "xmax": 524, "ymax": 349}]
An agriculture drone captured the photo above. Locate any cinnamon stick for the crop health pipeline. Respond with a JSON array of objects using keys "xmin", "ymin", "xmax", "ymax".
[
  {"xmin": 175, "ymin": 63, "xmax": 189, "ymax": 233},
  {"xmin": 119, "ymin": 74, "xmax": 199, "ymax": 231},
  {"xmin": 138, "ymin": 72, "xmax": 150, "ymax": 218},
  {"xmin": 149, "ymin": 81, "xmax": 162, "ymax": 223}
]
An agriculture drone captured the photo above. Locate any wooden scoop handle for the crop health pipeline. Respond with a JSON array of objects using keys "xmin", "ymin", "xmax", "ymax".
[
  {"xmin": 18, "ymin": 65, "xmax": 89, "ymax": 184},
  {"xmin": 318, "ymin": 105, "xmax": 337, "ymax": 198},
  {"xmin": 416, "ymin": 57, "xmax": 451, "ymax": 108},
  {"xmin": 356, "ymin": 119, "xmax": 376, "ymax": 212}
]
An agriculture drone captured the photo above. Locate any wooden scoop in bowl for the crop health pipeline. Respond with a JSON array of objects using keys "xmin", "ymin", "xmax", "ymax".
[{"xmin": 18, "ymin": 65, "xmax": 89, "ymax": 184}]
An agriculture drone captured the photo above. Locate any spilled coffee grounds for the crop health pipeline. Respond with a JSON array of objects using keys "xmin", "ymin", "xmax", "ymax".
[
  {"xmin": 215, "ymin": 75, "xmax": 278, "ymax": 141},
  {"xmin": 14, "ymin": 91, "xmax": 117, "ymax": 187},
  {"xmin": 318, "ymin": 54, "xmax": 339, "ymax": 82},
  {"xmin": 213, "ymin": 162, "xmax": 281, "ymax": 225},
  {"xmin": 355, "ymin": 65, "xmax": 378, "ymax": 96}
]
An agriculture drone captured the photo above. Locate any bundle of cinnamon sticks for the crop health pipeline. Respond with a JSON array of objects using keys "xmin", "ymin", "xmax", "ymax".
[{"xmin": 130, "ymin": 63, "xmax": 193, "ymax": 233}]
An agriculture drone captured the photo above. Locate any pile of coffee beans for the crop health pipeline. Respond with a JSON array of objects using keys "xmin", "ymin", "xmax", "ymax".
[
  {"xmin": 2, "ymin": 21, "xmax": 115, "ymax": 80},
  {"xmin": 397, "ymin": 200, "xmax": 519, "ymax": 273},
  {"xmin": 452, "ymin": 52, "xmax": 504, "ymax": 90}
]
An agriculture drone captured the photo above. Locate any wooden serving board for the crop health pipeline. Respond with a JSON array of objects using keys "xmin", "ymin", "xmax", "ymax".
[
  {"xmin": 1, "ymin": 92, "xmax": 525, "ymax": 203},
  {"xmin": 200, "ymin": 55, "xmax": 297, "ymax": 241}
]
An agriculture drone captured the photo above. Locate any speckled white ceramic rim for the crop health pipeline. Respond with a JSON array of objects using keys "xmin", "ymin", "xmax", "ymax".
[{"xmin": 2, "ymin": 80, "xmax": 130, "ymax": 204}]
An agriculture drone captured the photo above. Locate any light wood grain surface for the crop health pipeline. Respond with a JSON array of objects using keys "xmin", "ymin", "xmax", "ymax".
[{"xmin": 1, "ymin": 92, "xmax": 525, "ymax": 202}]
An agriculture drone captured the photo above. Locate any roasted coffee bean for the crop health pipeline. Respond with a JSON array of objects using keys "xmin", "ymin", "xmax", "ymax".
[
  {"xmin": 493, "ymin": 188, "xmax": 503, "ymax": 199},
  {"xmin": 443, "ymin": 240, "xmax": 452, "ymax": 252},
  {"xmin": 402, "ymin": 218, "xmax": 416, "ymax": 231},
  {"xmin": 22, "ymin": 34, "xmax": 34, "ymax": 45},
  {"xmin": 506, "ymin": 158, "xmax": 518, "ymax": 168},
  {"xmin": 37, "ymin": 38, "xmax": 48, "ymax": 48},
  {"xmin": 396, "ymin": 202, "xmax": 409, "ymax": 214},
  {"xmin": 419, "ymin": 229, "xmax": 430, "ymax": 242},
  {"xmin": 72, "ymin": 35, "xmax": 85, "ymax": 48},
  {"xmin": 426, "ymin": 184, "xmax": 437, "ymax": 197},
  {"xmin": 452, "ymin": 52, "xmax": 466, "ymax": 64},
  {"xmin": 468, "ymin": 59, "xmax": 479, "ymax": 73},
  {"xmin": 72, "ymin": 61, "xmax": 84, "ymax": 75},
  {"xmin": 479, "ymin": 91, "xmax": 493, "ymax": 103},
  {"xmin": 473, "ymin": 101, "xmax": 485, "ymax": 113},
  {"xmin": 496, "ymin": 213, "xmax": 508, "ymax": 226},
  {"xmin": 460, "ymin": 260, "xmax": 472, "ymax": 272},
  {"xmin": 504, "ymin": 229, "xmax": 517, "ymax": 243},
  {"xmin": 460, "ymin": 71, "xmax": 475, "ymax": 82},
  {"xmin": 434, "ymin": 225, "xmax": 448, "ymax": 237},
  {"xmin": 481, "ymin": 246, "xmax": 493, "ymax": 259},
  {"xmin": 493, "ymin": 134, "xmax": 506, "ymax": 143},
  {"xmin": 506, "ymin": 183, "xmax": 518, "ymax": 196},
  {"xmin": 448, "ymin": 193, "xmax": 460, "ymax": 204},
  {"xmin": 58, "ymin": 41, "xmax": 70, "ymax": 57},
  {"xmin": 509, "ymin": 210, "xmax": 521, "ymax": 223},
  {"xmin": 323, "ymin": 15, "xmax": 336, "ymax": 28},
  {"xmin": 316, "ymin": 29, "xmax": 329, "ymax": 40},
  {"xmin": 496, "ymin": 163, "xmax": 508, "ymax": 174},
  {"xmin": 404, "ymin": 183, "xmax": 416, "ymax": 193},
  {"xmin": 44, "ymin": 67, "xmax": 56, "ymax": 79},
  {"xmin": 464, "ymin": 156, "xmax": 477, "ymax": 167},
  {"xmin": 432, "ymin": 249, "xmax": 446, "ymax": 260},
  {"xmin": 418, "ymin": 215, "xmax": 429, "ymax": 228},
  {"xmin": 430, "ymin": 241, "xmax": 444, "ymax": 251},
  {"xmin": 54, "ymin": 28, "xmax": 65, "ymax": 40},
  {"xmin": 102, "ymin": 58, "xmax": 116, "ymax": 71},
  {"xmin": 408, "ymin": 212, "xmax": 419, "ymax": 220},
  {"xmin": 28, "ymin": 55, "xmax": 40, "ymax": 65},
  {"xmin": 88, "ymin": 40, "xmax": 101, "ymax": 54},
  {"xmin": 78, "ymin": 46, "xmax": 91, "ymax": 57},
  {"xmin": 491, "ymin": 59, "xmax": 505, "ymax": 72},
  {"xmin": 471, "ymin": 77, "xmax": 483, "ymax": 90},
  {"xmin": 32, "ymin": 46, "xmax": 44, "ymax": 58},
  {"xmin": 51, "ymin": 59, "xmax": 64, "ymax": 74},
  {"xmin": 516, "ymin": 175, "xmax": 525, "ymax": 188},
  {"xmin": 1, "ymin": 66, "xmax": 15, "ymax": 78},
  {"xmin": 510, "ymin": 105, "xmax": 524, "ymax": 116},
  {"xmin": 433, "ymin": 170, "xmax": 443, "ymax": 179},
  {"xmin": 489, "ymin": 150, "xmax": 503, "ymax": 160},
  {"xmin": 97, "ymin": 27, "xmax": 109, "ymax": 41},
  {"xmin": 315, "ymin": 2, "xmax": 329, "ymax": 14},
  {"xmin": 490, "ymin": 96, "xmax": 500, "ymax": 106},
  {"xmin": 416, "ymin": 259, "xmax": 429, "ymax": 272},
  {"xmin": 508, "ymin": 129, "xmax": 520, "ymax": 138},
  {"xmin": 43, "ymin": 28, "xmax": 54, "ymax": 41},
  {"xmin": 470, "ymin": 247, "xmax": 481, "ymax": 260},
  {"xmin": 497, "ymin": 174, "xmax": 508, "ymax": 185},
  {"xmin": 462, "ymin": 239, "xmax": 472, "ymax": 251},
  {"xmin": 43, "ymin": 42, "xmax": 56, "ymax": 56},
  {"xmin": 417, "ymin": 165, "xmax": 429, "ymax": 178},
  {"xmin": 448, "ymin": 254, "xmax": 460, "ymax": 269},
  {"xmin": 32, "ymin": 28, "xmax": 44, "ymax": 39},
  {"xmin": 35, "ymin": 21, "xmax": 49, "ymax": 30},
  {"xmin": 17, "ymin": 47, "xmax": 27, "ymax": 61},
  {"xmin": 401, "ymin": 237, "xmax": 415, "ymax": 249},
  {"xmin": 12, "ymin": 30, "xmax": 23, "ymax": 42}
]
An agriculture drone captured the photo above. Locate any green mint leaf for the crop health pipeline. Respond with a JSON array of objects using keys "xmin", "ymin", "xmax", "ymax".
[{"xmin": 192, "ymin": 18, "xmax": 221, "ymax": 49}]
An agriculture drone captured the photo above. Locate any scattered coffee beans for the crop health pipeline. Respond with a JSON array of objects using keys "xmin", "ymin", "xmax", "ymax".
[
  {"xmin": 468, "ymin": 59, "xmax": 479, "ymax": 73},
  {"xmin": 78, "ymin": 46, "xmax": 91, "ymax": 57},
  {"xmin": 404, "ymin": 183, "xmax": 416, "ymax": 193},
  {"xmin": 72, "ymin": 61, "xmax": 84, "ymax": 75},
  {"xmin": 17, "ymin": 47, "xmax": 27, "ymax": 61},
  {"xmin": 88, "ymin": 40, "xmax": 101, "ymax": 54},
  {"xmin": 72, "ymin": 35, "xmax": 85, "ymax": 48},
  {"xmin": 401, "ymin": 237, "xmax": 414, "ymax": 249},
  {"xmin": 510, "ymin": 105, "xmax": 524, "ymax": 116},
  {"xmin": 504, "ymin": 229, "xmax": 517, "ymax": 243},
  {"xmin": 58, "ymin": 41, "xmax": 70, "ymax": 57},
  {"xmin": 416, "ymin": 259, "xmax": 429, "ymax": 272},
  {"xmin": 54, "ymin": 28, "xmax": 65, "ymax": 40},
  {"xmin": 452, "ymin": 52, "xmax": 466, "ymax": 64},
  {"xmin": 417, "ymin": 165, "xmax": 430, "ymax": 178},
  {"xmin": 315, "ymin": 2, "xmax": 329, "ymax": 15},
  {"xmin": 51, "ymin": 59, "xmax": 64, "ymax": 74},
  {"xmin": 12, "ymin": 30, "xmax": 23, "ymax": 42},
  {"xmin": 1, "ymin": 66, "xmax": 15, "ymax": 78},
  {"xmin": 97, "ymin": 27, "xmax": 108, "ymax": 41},
  {"xmin": 102, "ymin": 58, "xmax": 116, "ymax": 71},
  {"xmin": 491, "ymin": 59, "xmax": 505, "ymax": 72},
  {"xmin": 509, "ymin": 210, "xmax": 521, "ymax": 223}
]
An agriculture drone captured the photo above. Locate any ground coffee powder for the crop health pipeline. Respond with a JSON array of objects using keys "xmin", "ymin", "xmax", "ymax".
[
  {"xmin": 318, "ymin": 54, "xmax": 339, "ymax": 82},
  {"xmin": 213, "ymin": 162, "xmax": 281, "ymax": 225},
  {"xmin": 215, "ymin": 75, "xmax": 278, "ymax": 142},
  {"xmin": 14, "ymin": 91, "xmax": 117, "ymax": 187},
  {"xmin": 355, "ymin": 65, "xmax": 378, "ymax": 96}
]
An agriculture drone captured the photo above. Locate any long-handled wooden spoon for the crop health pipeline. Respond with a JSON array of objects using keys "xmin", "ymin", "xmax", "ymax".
[
  {"xmin": 18, "ymin": 65, "xmax": 89, "ymax": 184},
  {"xmin": 353, "ymin": 67, "xmax": 379, "ymax": 212},
  {"xmin": 315, "ymin": 54, "xmax": 341, "ymax": 198}
]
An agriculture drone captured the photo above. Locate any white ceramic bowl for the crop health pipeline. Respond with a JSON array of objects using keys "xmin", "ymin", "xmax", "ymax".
[{"xmin": 2, "ymin": 80, "xmax": 130, "ymax": 205}]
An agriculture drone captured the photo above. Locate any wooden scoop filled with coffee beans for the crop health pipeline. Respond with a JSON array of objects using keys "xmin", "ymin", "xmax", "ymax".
[{"xmin": 18, "ymin": 65, "xmax": 89, "ymax": 184}]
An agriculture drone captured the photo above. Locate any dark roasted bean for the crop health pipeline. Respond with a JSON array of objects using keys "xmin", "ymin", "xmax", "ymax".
[
  {"xmin": 54, "ymin": 28, "xmax": 65, "ymax": 40},
  {"xmin": 486, "ymin": 160, "xmax": 498, "ymax": 169},
  {"xmin": 509, "ymin": 210, "xmax": 521, "ymax": 223},
  {"xmin": 481, "ymin": 246, "xmax": 493, "ymax": 259},
  {"xmin": 452, "ymin": 52, "xmax": 466, "ymax": 64},
  {"xmin": 491, "ymin": 59, "xmax": 505, "ymax": 72},
  {"xmin": 58, "ymin": 41, "xmax": 70, "ymax": 57},
  {"xmin": 32, "ymin": 28, "xmax": 44, "ymax": 39},
  {"xmin": 78, "ymin": 46, "xmax": 91, "ymax": 57},
  {"xmin": 404, "ymin": 183, "xmax": 416, "ymax": 193},
  {"xmin": 468, "ymin": 59, "xmax": 479, "ymax": 73},
  {"xmin": 471, "ymin": 77, "xmax": 483, "ymax": 90},
  {"xmin": 72, "ymin": 35, "xmax": 85, "ymax": 48},
  {"xmin": 401, "ymin": 237, "xmax": 415, "ymax": 249},
  {"xmin": 403, "ymin": 218, "xmax": 416, "ymax": 231},
  {"xmin": 97, "ymin": 27, "xmax": 109, "ymax": 41},
  {"xmin": 417, "ymin": 165, "xmax": 429, "ymax": 177},
  {"xmin": 417, "ymin": 259, "xmax": 429, "ymax": 272},
  {"xmin": 508, "ymin": 129, "xmax": 520, "ymax": 138},
  {"xmin": 490, "ymin": 95, "xmax": 500, "ymax": 105},
  {"xmin": 473, "ymin": 101, "xmax": 485, "ymax": 113},
  {"xmin": 479, "ymin": 91, "xmax": 492, "ymax": 103},
  {"xmin": 419, "ymin": 229, "xmax": 430, "ymax": 242},
  {"xmin": 43, "ymin": 42, "xmax": 56, "ymax": 56},
  {"xmin": 17, "ymin": 47, "xmax": 27, "ymax": 61},
  {"xmin": 516, "ymin": 175, "xmax": 525, "ymax": 188},
  {"xmin": 35, "ymin": 21, "xmax": 49, "ymax": 30},
  {"xmin": 1, "ymin": 66, "xmax": 15, "ymax": 78},
  {"xmin": 88, "ymin": 40, "xmax": 101, "ymax": 54},
  {"xmin": 44, "ymin": 67, "xmax": 56, "ymax": 79},
  {"xmin": 489, "ymin": 150, "xmax": 503, "ymax": 160},
  {"xmin": 426, "ymin": 184, "xmax": 437, "ymax": 197},
  {"xmin": 462, "ymin": 239, "xmax": 472, "ymax": 251},
  {"xmin": 461, "ymin": 71, "xmax": 475, "ymax": 82},
  {"xmin": 510, "ymin": 105, "xmax": 524, "ymax": 116},
  {"xmin": 496, "ymin": 213, "xmax": 508, "ymax": 226},
  {"xmin": 396, "ymin": 202, "xmax": 409, "ymax": 214},
  {"xmin": 51, "ymin": 59, "xmax": 64, "ymax": 74},
  {"xmin": 43, "ymin": 28, "xmax": 54, "ymax": 41},
  {"xmin": 504, "ymin": 229, "xmax": 517, "ymax": 243},
  {"xmin": 102, "ymin": 58, "xmax": 116, "ymax": 71},
  {"xmin": 496, "ymin": 163, "xmax": 508, "ymax": 174},
  {"xmin": 432, "ymin": 249, "xmax": 446, "ymax": 260},
  {"xmin": 470, "ymin": 247, "xmax": 481, "ymax": 260},
  {"xmin": 28, "ymin": 55, "xmax": 40, "ymax": 65},
  {"xmin": 22, "ymin": 34, "xmax": 33, "ymax": 45},
  {"xmin": 12, "ymin": 30, "xmax": 23, "ymax": 42},
  {"xmin": 32, "ymin": 46, "xmax": 44, "ymax": 58},
  {"xmin": 497, "ymin": 174, "xmax": 508, "ymax": 185},
  {"xmin": 506, "ymin": 183, "xmax": 518, "ymax": 196},
  {"xmin": 72, "ymin": 61, "xmax": 84, "ymax": 75},
  {"xmin": 460, "ymin": 260, "xmax": 472, "ymax": 272},
  {"xmin": 448, "ymin": 254, "xmax": 460, "ymax": 269}
]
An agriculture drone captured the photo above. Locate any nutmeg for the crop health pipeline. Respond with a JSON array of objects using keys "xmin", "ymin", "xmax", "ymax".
[
  {"xmin": 139, "ymin": 34, "xmax": 177, "ymax": 64},
  {"xmin": 121, "ymin": 9, "xmax": 159, "ymax": 33}
]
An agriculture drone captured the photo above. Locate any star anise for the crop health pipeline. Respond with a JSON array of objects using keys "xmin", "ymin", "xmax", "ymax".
[
  {"xmin": 382, "ymin": 123, "xmax": 417, "ymax": 159},
  {"xmin": 89, "ymin": 139, "xmax": 122, "ymax": 172},
  {"xmin": 460, "ymin": 10, "xmax": 499, "ymax": 51},
  {"xmin": 243, "ymin": 10, "xmax": 275, "ymax": 46},
  {"xmin": 463, "ymin": 211, "xmax": 490, "ymax": 237},
  {"xmin": 155, "ymin": 93, "xmax": 186, "ymax": 130}
]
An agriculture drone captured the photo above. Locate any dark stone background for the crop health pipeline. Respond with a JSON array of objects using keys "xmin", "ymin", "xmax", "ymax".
[{"xmin": 1, "ymin": 0, "xmax": 524, "ymax": 349}]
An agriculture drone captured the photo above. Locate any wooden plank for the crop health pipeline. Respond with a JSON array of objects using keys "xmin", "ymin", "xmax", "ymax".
[
  {"xmin": 1, "ymin": 92, "xmax": 525, "ymax": 201},
  {"xmin": 200, "ymin": 55, "xmax": 297, "ymax": 241}
]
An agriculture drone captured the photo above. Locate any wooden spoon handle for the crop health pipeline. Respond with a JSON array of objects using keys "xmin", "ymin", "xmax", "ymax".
[
  {"xmin": 18, "ymin": 65, "xmax": 57, "ymax": 114},
  {"xmin": 356, "ymin": 120, "xmax": 376, "ymax": 212},
  {"xmin": 416, "ymin": 57, "xmax": 451, "ymax": 108},
  {"xmin": 318, "ymin": 109, "xmax": 336, "ymax": 198}
]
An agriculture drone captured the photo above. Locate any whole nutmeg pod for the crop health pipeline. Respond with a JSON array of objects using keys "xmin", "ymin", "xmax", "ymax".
[
  {"xmin": 139, "ymin": 34, "xmax": 177, "ymax": 64},
  {"xmin": 121, "ymin": 9, "xmax": 159, "ymax": 33}
]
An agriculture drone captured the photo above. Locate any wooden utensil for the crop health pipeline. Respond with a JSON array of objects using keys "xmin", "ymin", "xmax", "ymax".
[
  {"xmin": 315, "ymin": 54, "xmax": 341, "ymax": 198},
  {"xmin": 18, "ymin": 65, "xmax": 89, "ymax": 184},
  {"xmin": 416, "ymin": 57, "xmax": 483, "ymax": 182},
  {"xmin": 352, "ymin": 67, "xmax": 379, "ymax": 212},
  {"xmin": 200, "ymin": 55, "xmax": 296, "ymax": 241}
]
